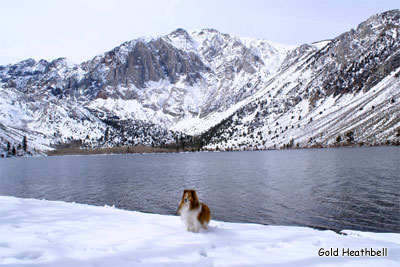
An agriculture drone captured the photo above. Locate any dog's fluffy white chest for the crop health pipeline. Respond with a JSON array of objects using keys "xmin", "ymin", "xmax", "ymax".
[{"xmin": 180, "ymin": 204, "xmax": 202, "ymax": 232}]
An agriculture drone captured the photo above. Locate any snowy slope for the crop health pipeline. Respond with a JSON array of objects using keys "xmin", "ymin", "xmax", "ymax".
[
  {"xmin": 203, "ymin": 60, "xmax": 400, "ymax": 151},
  {"xmin": 202, "ymin": 10, "xmax": 400, "ymax": 150},
  {"xmin": 1, "ymin": 196, "xmax": 399, "ymax": 266}
]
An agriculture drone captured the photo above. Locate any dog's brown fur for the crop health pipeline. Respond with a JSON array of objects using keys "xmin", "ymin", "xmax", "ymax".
[{"xmin": 178, "ymin": 189, "xmax": 211, "ymax": 231}]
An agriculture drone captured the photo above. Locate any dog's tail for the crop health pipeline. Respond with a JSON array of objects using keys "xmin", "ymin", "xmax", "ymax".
[{"xmin": 198, "ymin": 203, "xmax": 211, "ymax": 225}]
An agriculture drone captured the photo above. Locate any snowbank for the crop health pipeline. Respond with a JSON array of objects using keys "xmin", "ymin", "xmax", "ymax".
[{"xmin": 0, "ymin": 196, "xmax": 399, "ymax": 266}]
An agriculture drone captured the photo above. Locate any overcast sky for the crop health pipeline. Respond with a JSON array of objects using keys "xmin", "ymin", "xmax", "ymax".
[{"xmin": 0, "ymin": 0, "xmax": 398, "ymax": 65}]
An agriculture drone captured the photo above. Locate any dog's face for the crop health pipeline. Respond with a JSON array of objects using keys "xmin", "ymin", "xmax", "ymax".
[{"xmin": 181, "ymin": 189, "xmax": 199, "ymax": 208}]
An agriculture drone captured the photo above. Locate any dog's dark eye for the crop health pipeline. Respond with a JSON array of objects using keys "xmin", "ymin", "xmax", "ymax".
[{"xmin": 184, "ymin": 198, "xmax": 188, "ymax": 202}]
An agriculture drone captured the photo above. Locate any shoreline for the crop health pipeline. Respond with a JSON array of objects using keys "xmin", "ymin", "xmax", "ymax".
[
  {"xmin": 1, "ymin": 143, "xmax": 397, "ymax": 159},
  {"xmin": 1, "ymin": 196, "xmax": 399, "ymax": 266},
  {"xmin": 1, "ymin": 194, "xmax": 395, "ymax": 234},
  {"xmin": 46, "ymin": 143, "xmax": 398, "ymax": 157}
]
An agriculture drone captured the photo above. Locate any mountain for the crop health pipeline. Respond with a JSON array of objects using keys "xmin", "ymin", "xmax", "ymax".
[
  {"xmin": 202, "ymin": 9, "xmax": 400, "ymax": 150},
  {"xmin": 1, "ymin": 10, "xmax": 399, "ymax": 156}
]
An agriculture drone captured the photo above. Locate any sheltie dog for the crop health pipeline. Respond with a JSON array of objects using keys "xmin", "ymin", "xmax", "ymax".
[{"xmin": 178, "ymin": 189, "xmax": 211, "ymax": 232}]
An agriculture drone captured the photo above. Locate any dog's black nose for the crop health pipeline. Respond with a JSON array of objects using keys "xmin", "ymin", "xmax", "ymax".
[{"xmin": 184, "ymin": 199, "xmax": 188, "ymax": 202}]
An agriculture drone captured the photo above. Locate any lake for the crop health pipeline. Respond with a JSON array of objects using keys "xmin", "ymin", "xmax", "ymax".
[{"xmin": 1, "ymin": 146, "xmax": 399, "ymax": 233}]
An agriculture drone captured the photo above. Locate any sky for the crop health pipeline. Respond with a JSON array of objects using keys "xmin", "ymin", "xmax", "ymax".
[{"xmin": 0, "ymin": 0, "xmax": 398, "ymax": 65}]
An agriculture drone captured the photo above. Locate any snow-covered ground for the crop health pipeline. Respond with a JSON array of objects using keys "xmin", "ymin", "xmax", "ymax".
[{"xmin": 1, "ymin": 196, "xmax": 399, "ymax": 266}]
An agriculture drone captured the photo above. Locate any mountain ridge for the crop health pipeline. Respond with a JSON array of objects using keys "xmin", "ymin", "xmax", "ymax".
[{"xmin": 1, "ymin": 9, "xmax": 399, "ymax": 156}]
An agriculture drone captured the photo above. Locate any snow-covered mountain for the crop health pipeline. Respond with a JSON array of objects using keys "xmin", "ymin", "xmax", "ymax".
[
  {"xmin": 1, "ymin": 10, "xmax": 399, "ymax": 156},
  {"xmin": 202, "ymin": 9, "xmax": 400, "ymax": 150}
]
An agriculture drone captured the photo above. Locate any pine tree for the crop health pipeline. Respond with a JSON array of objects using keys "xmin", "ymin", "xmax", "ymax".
[
  {"xmin": 345, "ymin": 131, "xmax": 354, "ymax": 143},
  {"xmin": 7, "ymin": 142, "xmax": 11, "ymax": 152},
  {"xmin": 22, "ymin": 136, "xmax": 27, "ymax": 152},
  {"xmin": 12, "ymin": 146, "xmax": 16, "ymax": 156},
  {"xmin": 104, "ymin": 127, "xmax": 110, "ymax": 141}
]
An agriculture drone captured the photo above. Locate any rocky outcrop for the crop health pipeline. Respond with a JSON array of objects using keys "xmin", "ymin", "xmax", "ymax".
[
  {"xmin": 102, "ymin": 38, "xmax": 206, "ymax": 88},
  {"xmin": 312, "ymin": 9, "xmax": 400, "ymax": 96}
]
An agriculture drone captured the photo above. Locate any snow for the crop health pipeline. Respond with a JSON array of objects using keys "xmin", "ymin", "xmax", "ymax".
[
  {"xmin": 311, "ymin": 40, "xmax": 331, "ymax": 50},
  {"xmin": 1, "ymin": 196, "xmax": 399, "ymax": 267},
  {"xmin": 165, "ymin": 31, "xmax": 197, "ymax": 53}
]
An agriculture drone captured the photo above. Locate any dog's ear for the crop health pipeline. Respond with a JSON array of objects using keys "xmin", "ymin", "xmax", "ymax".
[{"xmin": 191, "ymin": 190, "xmax": 200, "ymax": 207}]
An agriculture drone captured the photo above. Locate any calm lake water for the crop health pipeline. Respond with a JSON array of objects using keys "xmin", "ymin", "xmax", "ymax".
[{"xmin": 1, "ymin": 147, "xmax": 399, "ymax": 233}]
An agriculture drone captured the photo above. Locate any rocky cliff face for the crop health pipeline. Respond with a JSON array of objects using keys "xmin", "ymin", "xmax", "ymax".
[
  {"xmin": 84, "ymin": 36, "xmax": 207, "ymax": 95},
  {"xmin": 0, "ymin": 10, "xmax": 399, "ymax": 156}
]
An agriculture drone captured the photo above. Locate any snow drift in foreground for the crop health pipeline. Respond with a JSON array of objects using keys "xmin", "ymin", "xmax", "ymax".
[{"xmin": 0, "ymin": 196, "xmax": 399, "ymax": 267}]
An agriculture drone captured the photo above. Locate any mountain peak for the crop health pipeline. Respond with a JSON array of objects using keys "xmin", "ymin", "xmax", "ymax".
[
  {"xmin": 377, "ymin": 8, "xmax": 399, "ymax": 20},
  {"xmin": 357, "ymin": 9, "xmax": 400, "ymax": 31},
  {"xmin": 169, "ymin": 28, "xmax": 191, "ymax": 40},
  {"xmin": 16, "ymin": 58, "xmax": 36, "ymax": 67},
  {"xmin": 192, "ymin": 28, "xmax": 229, "ymax": 37},
  {"xmin": 199, "ymin": 28, "xmax": 220, "ymax": 33},
  {"xmin": 170, "ymin": 28, "xmax": 189, "ymax": 36}
]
